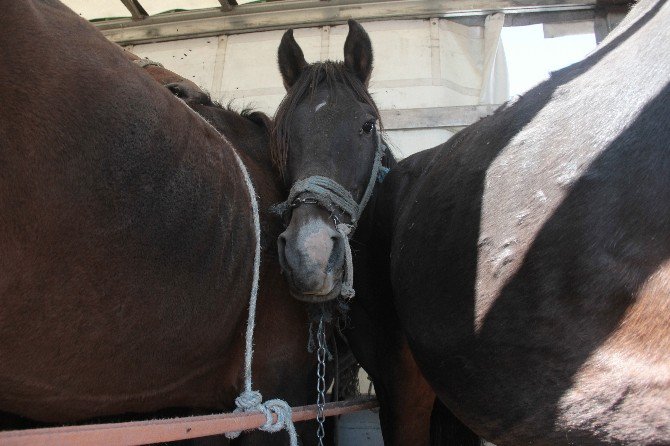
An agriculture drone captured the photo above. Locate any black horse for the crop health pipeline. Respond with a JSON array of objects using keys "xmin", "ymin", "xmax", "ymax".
[
  {"xmin": 275, "ymin": 2, "xmax": 670, "ymax": 444},
  {"xmin": 274, "ymin": 20, "xmax": 472, "ymax": 445}
]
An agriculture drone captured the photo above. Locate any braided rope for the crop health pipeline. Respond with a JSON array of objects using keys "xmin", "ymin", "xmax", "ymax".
[
  {"xmin": 273, "ymin": 176, "xmax": 359, "ymax": 221},
  {"xmin": 356, "ymin": 130, "xmax": 387, "ymax": 221},
  {"xmin": 336, "ymin": 224, "xmax": 355, "ymax": 299}
]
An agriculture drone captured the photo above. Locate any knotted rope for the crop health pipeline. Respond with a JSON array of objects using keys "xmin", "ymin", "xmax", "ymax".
[
  {"xmin": 272, "ymin": 127, "xmax": 388, "ymax": 300},
  {"xmin": 226, "ymin": 391, "xmax": 297, "ymax": 442},
  {"xmin": 174, "ymin": 90, "xmax": 298, "ymax": 445}
]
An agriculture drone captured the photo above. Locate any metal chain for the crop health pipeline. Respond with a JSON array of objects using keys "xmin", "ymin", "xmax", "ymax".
[{"xmin": 316, "ymin": 316, "xmax": 327, "ymax": 446}]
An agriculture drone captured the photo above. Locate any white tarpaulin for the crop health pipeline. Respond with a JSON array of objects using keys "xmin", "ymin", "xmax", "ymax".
[
  {"xmin": 62, "ymin": 0, "xmax": 131, "ymax": 20},
  {"xmin": 61, "ymin": 0, "xmax": 258, "ymax": 20},
  {"xmin": 128, "ymin": 16, "xmax": 510, "ymax": 157}
]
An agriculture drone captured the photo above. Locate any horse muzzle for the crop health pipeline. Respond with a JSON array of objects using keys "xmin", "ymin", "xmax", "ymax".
[{"xmin": 277, "ymin": 206, "xmax": 345, "ymax": 302}]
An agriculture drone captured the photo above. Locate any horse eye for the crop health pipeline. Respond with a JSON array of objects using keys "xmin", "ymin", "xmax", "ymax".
[{"xmin": 361, "ymin": 121, "xmax": 375, "ymax": 134}]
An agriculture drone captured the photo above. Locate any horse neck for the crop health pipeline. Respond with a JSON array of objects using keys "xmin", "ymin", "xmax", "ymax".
[
  {"xmin": 353, "ymin": 145, "xmax": 442, "ymax": 294},
  {"xmin": 192, "ymin": 105, "xmax": 275, "ymax": 170},
  {"xmin": 198, "ymin": 106, "xmax": 286, "ymax": 255}
]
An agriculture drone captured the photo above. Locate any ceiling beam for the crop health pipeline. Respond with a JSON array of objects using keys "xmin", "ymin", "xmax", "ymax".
[
  {"xmin": 382, "ymin": 105, "xmax": 502, "ymax": 130},
  {"xmin": 120, "ymin": 0, "xmax": 148, "ymax": 20},
  {"xmin": 218, "ymin": 0, "xmax": 237, "ymax": 12},
  {"xmin": 97, "ymin": 0, "xmax": 599, "ymax": 45}
]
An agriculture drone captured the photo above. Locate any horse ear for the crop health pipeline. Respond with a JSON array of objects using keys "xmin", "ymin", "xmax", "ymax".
[
  {"xmin": 344, "ymin": 19, "xmax": 373, "ymax": 87},
  {"xmin": 278, "ymin": 29, "xmax": 307, "ymax": 90}
]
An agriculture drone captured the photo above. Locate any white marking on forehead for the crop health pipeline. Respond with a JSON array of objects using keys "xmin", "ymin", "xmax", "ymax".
[{"xmin": 314, "ymin": 100, "xmax": 327, "ymax": 113}]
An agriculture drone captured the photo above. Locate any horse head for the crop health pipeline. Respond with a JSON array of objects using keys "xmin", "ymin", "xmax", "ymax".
[
  {"xmin": 126, "ymin": 50, "xmax": 213, "ymax": 106},
  {"xmin": 165, "ymin": 81, "xmax": 212, "ymax": 106},
  {"xmin": 273, "ymin": 20, "xmax": 388, "ymax": 303}
]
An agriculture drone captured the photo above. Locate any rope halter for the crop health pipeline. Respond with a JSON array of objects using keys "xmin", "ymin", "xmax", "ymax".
[{"xmin": 272, "ymin": 126, "xmax": 389, "ymax": 300}]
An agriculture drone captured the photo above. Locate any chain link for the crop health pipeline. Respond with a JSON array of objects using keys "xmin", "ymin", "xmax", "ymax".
[{"xmin": 316, "ymin": 316, "xmax": 327, "ymax": 446}]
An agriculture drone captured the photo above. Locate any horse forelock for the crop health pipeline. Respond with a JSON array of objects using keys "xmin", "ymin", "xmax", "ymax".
[{"xmin": 271, "ymin": 61, "xmax": 383, "ymax": 182}]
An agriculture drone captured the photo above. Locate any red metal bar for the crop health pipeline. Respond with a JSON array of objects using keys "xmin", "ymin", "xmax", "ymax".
[{"xmin": 0, "ymin": 397, "xmax": 378, "ymax": 446}]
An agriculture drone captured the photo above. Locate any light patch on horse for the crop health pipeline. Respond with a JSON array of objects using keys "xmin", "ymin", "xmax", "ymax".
[
  {"xmin": 314, "ymin": 100, "xmax": 327, "ymax": 113},
  {"xmin": 298, "ymin": 218, "xmax": 334, "ymax": 271}
]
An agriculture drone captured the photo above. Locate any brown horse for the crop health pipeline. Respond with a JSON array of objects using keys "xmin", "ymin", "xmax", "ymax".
[
  {"xmin": 0, "ymin": 2, "xmax": 322, "ymax": 445},
  {"xmin": 274, "ymin": 4, "xmax": 670, "ymax": 445},
  {"xmin": 123, "ymin": 49, "xmax": 213, "ymax": 106},
  {"xmin": 136, "ymin": 57, "xmax": 333, "ymax": 446}
]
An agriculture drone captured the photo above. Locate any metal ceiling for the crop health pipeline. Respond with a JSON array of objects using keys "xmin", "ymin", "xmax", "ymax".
[
  {"xmin": 61, "ymin": 0, "xmax": 627, "ymax": 46},
  {"xmin": 61, "ymin": 0, "xmax": 255, "ymax": 21}
]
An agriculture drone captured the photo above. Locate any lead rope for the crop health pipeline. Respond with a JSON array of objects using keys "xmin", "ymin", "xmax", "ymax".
[
  {"xmin": 183, "ymin": 99, "xmax": 297, "ymax": 445},
  {"xmin": 223, "ymin": 137, "xmax": 299, "ymax": 446},
  {"xmin": 139, "ymin": 58, "xmax": 298, "ymax": 444}
]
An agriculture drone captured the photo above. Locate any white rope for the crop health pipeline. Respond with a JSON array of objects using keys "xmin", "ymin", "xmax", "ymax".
[
  {"xmin": 179, "ymin": 98, "xmax": 298, "ymax": 445},
  {"xmin": 223, "ymin": 147, "xmax": 298, "ymax": 446}
]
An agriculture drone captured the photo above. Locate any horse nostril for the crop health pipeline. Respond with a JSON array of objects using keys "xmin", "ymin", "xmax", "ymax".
[{"xmin": 277, "ymin": 234, "xmax": 290, "ymax": 273}]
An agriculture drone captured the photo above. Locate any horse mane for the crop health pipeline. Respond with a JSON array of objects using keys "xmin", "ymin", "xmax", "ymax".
[
  {"xmin": 203, "ymin": 97, "xmax": 272, "ymax": 131},
  {"xmin": 272, "ymin": 61, "xmax": 383, "ymax": 181}
]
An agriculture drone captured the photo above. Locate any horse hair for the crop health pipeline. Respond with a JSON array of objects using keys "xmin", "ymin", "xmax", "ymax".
[{"xmin": 272, "ymin": 61, "xmax": 383, "ymax": 181}]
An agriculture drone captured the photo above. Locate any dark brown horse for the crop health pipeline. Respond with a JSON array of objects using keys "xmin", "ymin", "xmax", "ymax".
[
  {"xmin": 274, "ymin": 21, "xmax": 447, "ymax": 445},
  {"xmin": 0, "ymin": 2, "xmax": 322, "ymax": 445},
  {"xmin": 275, "ymin": 4, "xmax": 670, "ymax": 445}
]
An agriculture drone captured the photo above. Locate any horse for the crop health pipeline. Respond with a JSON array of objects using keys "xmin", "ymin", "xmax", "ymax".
[
  {"xmin": 274, "ymin": 3, "xmax": 670, "ymax": 444},
  {"xmin": 273, "ymin": 20, "xmax": 465, "ymax": 445},
  {"xmin": 133, "ymin": 54, "xmax": 339, "ymax": 445},
  {"xmin": 0, "ymin": 2, "xmax": 323, "ymax": 445}
]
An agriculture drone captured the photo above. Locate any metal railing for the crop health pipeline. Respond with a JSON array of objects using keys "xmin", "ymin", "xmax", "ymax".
[{"xmin": 0, "ymin": 396, "xmax": 378, "ymax": 446}]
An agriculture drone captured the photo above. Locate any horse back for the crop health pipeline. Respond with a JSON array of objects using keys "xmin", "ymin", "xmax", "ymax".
[
  {"xmin": 0, "ymin": 0, "xmax": 256, "ymax": 422},
  {"xmin": 386, "ymin": 0, "xmax": 670, "ymax": 443}
]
